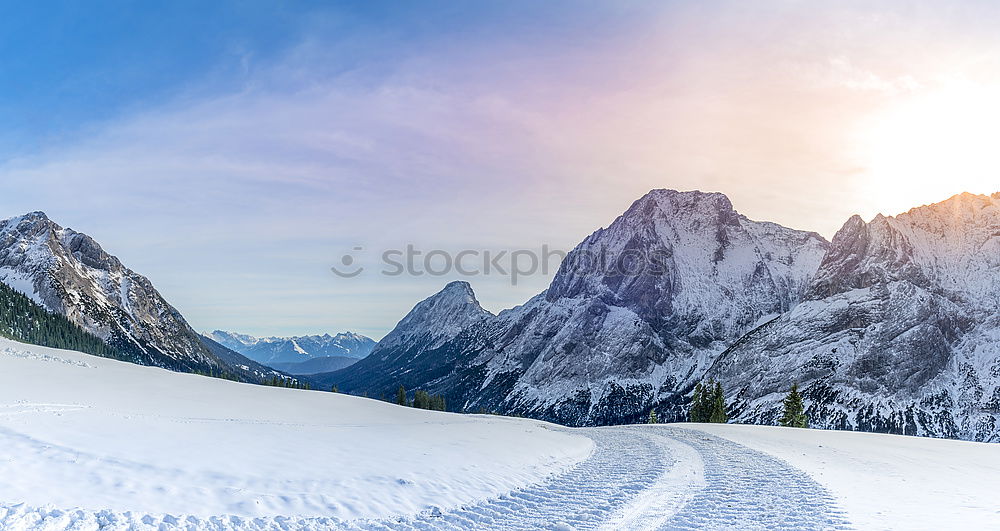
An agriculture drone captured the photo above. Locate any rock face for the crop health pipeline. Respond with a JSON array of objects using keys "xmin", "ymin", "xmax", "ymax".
[
  {"xmin": 709, "ymin": 192, "xmax": 1000, "ymax": 441},
  {"xmin": 0, "ymin": 212, "xmax": 268, "ymax": 380},
  {"xmin": 206, "ymin": 330, "xmax": 375, "ymax": 365},
  {"xmin": 323, "ymin": 190, "xmax": 830, "ymax": 424}
]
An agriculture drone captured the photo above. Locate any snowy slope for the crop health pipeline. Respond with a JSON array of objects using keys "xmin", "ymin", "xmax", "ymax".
[
  {"xmin": 680, "ymin": 423, "xmax": 1000, "ymax": 531},
  {"xmin": 0, "ymin": 337, "xmax": 591, "ymax": 526},
  {"xmin": 2, "ymin": 335, "xmax": 997, "ymax": 530}
]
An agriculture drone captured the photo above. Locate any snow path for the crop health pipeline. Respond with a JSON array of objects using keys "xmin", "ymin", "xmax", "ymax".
[
  {"xmin": 354, "ymin": 428, "xmax": 692, "ymax": 530},
  {"xmin": 352, "ymin": 427, "xmax": 849, "ymax": 531},
  {"xmin": 683, "ymin": 423, "xmax": 1000, "ymax": 530},
  {"xmin": 658, "ymin": 427, "xmax": 852, "ymax": 530},
  {"xmin": 0, "ymin": 424, "xmax": 852, "ymax": 530}
]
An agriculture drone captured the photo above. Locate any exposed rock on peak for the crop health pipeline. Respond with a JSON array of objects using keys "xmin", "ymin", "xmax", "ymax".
[{"xmin": 549, "ymin": 189, "xmax": 828, "ymax": 341}]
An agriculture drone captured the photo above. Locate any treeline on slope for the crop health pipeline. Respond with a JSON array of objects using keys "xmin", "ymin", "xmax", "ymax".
[
  {"xmin": 0, "ymin": 281, "xmax": 127, "ymax": 360},
  {"xmin": 395, "ymin": 385, "xmax": 447, "ymax": 411},
  {"xmin": 264, "ymin": 374, "xmax": 310, "ymax": 389},
  {"xmin": 648, "ymin": 379, "xmax": 809, "ymax": 429}
]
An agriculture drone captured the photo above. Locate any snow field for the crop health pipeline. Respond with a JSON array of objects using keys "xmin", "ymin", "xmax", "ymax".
[
  {"xmin": 680, "ymin": 423, "xmax": 1000, "ymax": 531},
  {"xmin": 0, "ymin": 338, "xmax": 593, "ymax": 523},
  {"xmin": 3, "ymin": 337, "xmax": 999, "ymax": 530}
]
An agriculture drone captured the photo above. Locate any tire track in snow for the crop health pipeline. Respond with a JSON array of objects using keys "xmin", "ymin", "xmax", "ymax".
[
  {"xmin": 359, "ymin": 426, "xmax": 852, "ymax": 531},
  {"xmin": 0, "ymin": 425, "xmax": 853, "ymax": 530},
  {"xmin": 355, "ymin": 427, "xmax": 689, "ymax": 531},
  {"xmin": 658, "ymin": 427, "xmax": 852, "ymax": 531},
  {"xmin": 599, "ymin": 431, "xmax": 703, "ymax": 530}
]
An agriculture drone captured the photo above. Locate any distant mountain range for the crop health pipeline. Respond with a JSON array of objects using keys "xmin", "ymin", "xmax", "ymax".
[
  {"xmin": 313, "ymin": 190, "xmax": 1000, "ymax": 442},
  {"xmin": 267, "ymin": 356, "xmax": 362, "ymax": 375},
  {"xmin": 205, "ymin": 331, "xmax": 375, "ymax": 368}
]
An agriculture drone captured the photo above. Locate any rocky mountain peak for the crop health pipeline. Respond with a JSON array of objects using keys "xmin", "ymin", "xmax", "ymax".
[
  {"xmin": 711, "ymin": 190, "xmax": 1000, "ymax": 441},
  {"xmin": 3, "ymin": 210, "xmax": 50, "ymax": 227},
  {"xmin": 547, "ymin": 188, "xmax": 827, "ymax": 343},
  {"xmin": 613, "ymin": 189, "xmax": 740, "ymax": 234},
  {"xmin": 809, "ymin": 192, "xmax": 1000, "ymax": 301},
  {"xmin": 380, "ymin": 281, "xmax": 491, "ymax": 349},
  {"xmin": 0, "ymin": 211, "xmax": 221, "ymax": 372},
  {"xmin": 636, "ymin": 188, "xmax": 734, "ymax": 211}
]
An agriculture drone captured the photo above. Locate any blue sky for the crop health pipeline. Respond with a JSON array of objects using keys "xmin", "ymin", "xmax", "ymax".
[
  {"xmin": 2, "ymin": 1, "xmax": 1000, "ymax": 338},
  {"xmin": 0, "ymin": 1, "xmax": 645, "ymax": 152},
  {"xmin": 2, "ymin": 2, "xmax": 295, "ymax": 149}
]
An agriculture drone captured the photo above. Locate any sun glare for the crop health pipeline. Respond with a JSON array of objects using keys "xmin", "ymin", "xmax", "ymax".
[{"xmin": 857, "ymin": 83, "xmax": 1000, "ymax": 215}]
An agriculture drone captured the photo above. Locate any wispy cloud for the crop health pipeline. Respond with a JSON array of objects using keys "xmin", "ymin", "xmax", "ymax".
[{"xmin": 3, "ymin": 1, "xmax": 1000, "ymax": 337}]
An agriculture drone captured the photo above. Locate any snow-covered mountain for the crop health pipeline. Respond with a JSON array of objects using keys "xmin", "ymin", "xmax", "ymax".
[
  {"xmin": 322, "ymin": 190, "xmax": 829, "ymax": 424},
  {"xmin": 207, "ymin": 330, "xmax": 375, "ymax": 365},
  {"xmin": 311, "ymin": 281, "xmax": 493, "ymax": 395},
  {"xmin": 321, "ymin": 189, "xmax": 1000, "ymax": 441},
  {"xmin": 0, "ymin": 212, "xmax": 237, "ymax": 375},
  {"xmin": 709, "ymin": 192, "xmax": 1000, "ymax": 441}
]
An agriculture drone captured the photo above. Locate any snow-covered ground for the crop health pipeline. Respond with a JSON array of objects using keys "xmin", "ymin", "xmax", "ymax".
[
  {"xmin": 2, "ymin": 336, "xmax": 999, "ymax": 530},
  {"xmin": 0, "ymin": 338, "xmax": 592, "ymax": 528},
  {"xmin": 680, "ymin": 423, "xmax": 1000, "ymax": 531}
]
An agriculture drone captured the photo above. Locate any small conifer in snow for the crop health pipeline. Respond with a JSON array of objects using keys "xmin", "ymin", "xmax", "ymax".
[{"xmin": 779, "ymin": 383, "xmax": 809, "ymax": 428}]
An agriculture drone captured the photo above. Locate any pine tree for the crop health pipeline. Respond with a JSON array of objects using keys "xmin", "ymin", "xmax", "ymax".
[
  {"xmin": 396, "ymin": 385, "xmax": 408, "ymax": 406},
  {"xmin": 413, "ymin": 390, "xmax": 431, "ymax": 409},
  {"xmin": 648, "ymin": 410, "xmax": 658, "ymax": 424},
  {"xmin": 689, "ymin": 380, "xmax": 717, "ymax": 423},
  {"xmin": 689, "ymin": 379, "xmax": 728, "ymax": 423},
  {"xmin": 428, "ymin": 394, "xmax": 446, "ymax": 411},
  {"xmin": 779, "ymin": 383, "xmax": 808, "ymax": 428},
  {"xmin": 689, "ymin": 381, "xmax": 707, "ymax": 422},
  {"xmin": 709, "ymin": 381, "xmax": 728, "ymax": 423},
  {"xmin": 330, "ymin": 385, "xmax": 338, "ymax": 393},
  {"xmin": 0, "ymin": 281, "xmax": 124, "ymax": 361}
]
